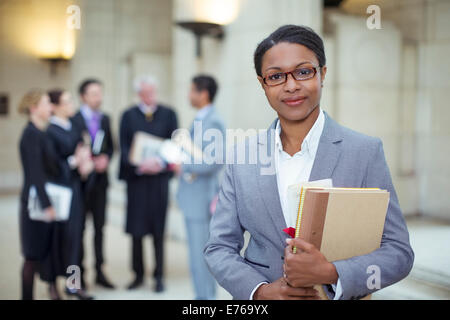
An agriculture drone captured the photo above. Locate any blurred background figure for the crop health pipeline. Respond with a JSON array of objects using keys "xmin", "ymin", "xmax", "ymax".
[
  {"xmin": 71, "ymin": 79, "xmax": 116, "ymax": 291},
  {"xmin": 46, "ymin": 89, "xmax": 94, "ymax": 299},
  {"xmin": 119, "ymin": 75, "xmax": 178, "ymax": 293},
  {"xmin": 17, "ymin": 89, "xmax": 59, "ymax": 300},
  {"xmin": 176, "ymin": 75, "xmax": 226, "ymax": 300}
]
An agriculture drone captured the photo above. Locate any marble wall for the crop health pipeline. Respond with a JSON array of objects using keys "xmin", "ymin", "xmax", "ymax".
[{"xmin": 414, "ymin": 0, "xmax": 450, "ymax": 220}]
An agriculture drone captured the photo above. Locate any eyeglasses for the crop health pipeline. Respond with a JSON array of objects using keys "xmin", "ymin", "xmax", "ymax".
[{"xmin": 263, "ymin": 66, "xmax": 319, "ymax": 87}]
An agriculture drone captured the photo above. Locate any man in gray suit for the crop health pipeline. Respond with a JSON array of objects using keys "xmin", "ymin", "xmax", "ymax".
[
  {"xmin": 204, "ymin": 25, "xmax": 414, "ymax": 300},
  {"xmin": 176, "ymin": 75, "xmax": 226, "ymax": 300}
]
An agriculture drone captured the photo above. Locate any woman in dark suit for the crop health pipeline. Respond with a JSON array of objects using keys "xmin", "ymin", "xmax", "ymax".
[
  {"xmin": 46, "ymin": 89, "xmax": 94, "ymax": 300},
  {"xmin": 18, "ymin": 89, "xmax": 60, "ymax": 300}
]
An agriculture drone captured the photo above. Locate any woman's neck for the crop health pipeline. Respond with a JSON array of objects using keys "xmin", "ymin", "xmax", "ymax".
[
  {"xmin": 30, "ymin": 114, "xmax": 48, "ymax": 131},
  {"xmin": 279, "ymin": 106, "xmax": 320, "ymax": 156}
]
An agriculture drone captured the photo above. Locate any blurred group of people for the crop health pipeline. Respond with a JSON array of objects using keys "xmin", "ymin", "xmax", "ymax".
[
  {"xmin": 18, "ymin": 79, "xmax": 114, "ymax": 300},
  {"xmin": 17, "ymin": 74, "xmax": 225, "ymax": 300}
]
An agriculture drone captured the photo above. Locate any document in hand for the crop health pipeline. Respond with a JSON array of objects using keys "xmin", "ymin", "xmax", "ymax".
[
  {"xmin": 28, "ymin": 183, "xmax": 73, "ymax": 222},
  {"xmin": 291, "ymin": 186, "xmax": 390, "ymax": 299},
  {"xmin": 129, "ymin": 131, "xmax": 203, "ymax": 166}
]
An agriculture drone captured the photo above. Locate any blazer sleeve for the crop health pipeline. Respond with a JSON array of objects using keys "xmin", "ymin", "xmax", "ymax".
[
  {"xmin": 103, "ymin": 115, "xmax": 114, "ymax": 159},
  {"xmin": 204, "ymin": 163, "xmax": 270, "ymax": 300},
  {"xmin": 167, "ymin": 108, "xmax": 179, "ymax": 139},
  {"xmin": 160, "ymin": 109, "xmax": 179, "ymax": 177},
  {"xmin": 118, "ymin": 111, "xmax": 140, "ymax": 181},
  {"xmin": 182, "ymin": 118, "xmax": 226, "ymax": 176},
  {"xmin": 331, "ymin": 139, "xmax": 414, "ymax": 300},
  {"xmin": 26, "ymin": 133, "xmax": 52, "ymax": 209}
]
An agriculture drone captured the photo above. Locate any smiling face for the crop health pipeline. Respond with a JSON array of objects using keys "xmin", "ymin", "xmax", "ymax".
[{"xmin": 257, "ymin": 42, "xmax": 326, "ymax": 123}]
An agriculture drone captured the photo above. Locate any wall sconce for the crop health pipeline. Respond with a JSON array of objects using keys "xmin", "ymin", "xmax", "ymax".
[
  {"xmin": 35, "ymin": 27, "xmax": 75, "ymax": 76},
  {"xmin": 174, "ymin": 0, "xmax": 239, "ymax": 58},
  {"xmin": 175, "ymin": 21, "xmax": 224, "ymax": 57},
  {"xmin": 20, "ymin": 0, "xmax": 76, "ymax": 76},
  {"xmin": 40, "ymin": 57, "xmax": 71, "ymax": 76}
]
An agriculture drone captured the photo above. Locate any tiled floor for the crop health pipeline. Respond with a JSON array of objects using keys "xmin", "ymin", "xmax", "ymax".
[{"xmin": 0, "ymin": 193, "xmax": 449, "ymax": 300}]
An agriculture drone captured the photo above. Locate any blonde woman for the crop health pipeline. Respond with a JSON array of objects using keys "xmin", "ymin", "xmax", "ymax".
[{"xmin": 18, "ymin": 89, "xmax": 59, "ymax": 299}]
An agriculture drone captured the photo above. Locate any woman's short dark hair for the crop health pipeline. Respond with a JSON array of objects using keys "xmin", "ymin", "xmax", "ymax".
[
  {"xmin": 253, "ymin": 25, "xmax": 326, "ymax": 77},
  {"xmin": 79, "ymin": 78, "xmax": 102, "ymax": 96},
  {"xmin": 192, "ymin": 75, "xmax": 218, "ymax": 103},
  {"xmin": 48, "ymin": 89, "xmax": 64, "ymax": 105}
]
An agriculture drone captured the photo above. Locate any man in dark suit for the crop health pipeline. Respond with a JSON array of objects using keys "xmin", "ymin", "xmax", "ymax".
[
  {"xmin": 71, "ymin": 78, "xmax": 115, "ymax": 290},
  {"xmin": 119, "ymin": 75, "xmax": 178, "ymax": 292}
]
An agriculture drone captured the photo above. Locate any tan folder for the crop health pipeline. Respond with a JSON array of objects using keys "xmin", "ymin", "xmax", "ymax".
[{"xmin": 295, "ymin": 188, "xmax": 390, "ymax": 299}]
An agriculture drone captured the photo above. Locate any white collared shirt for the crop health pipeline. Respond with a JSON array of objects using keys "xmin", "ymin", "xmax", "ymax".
[
  {"xmin": 138, "ymin": 102, "xmax": 158, "ymax": 115},
  {"xmin": 80, "ymin": 104, "xmax": 102, "ymax": 122},
  {"xmin": 250, "ymin": 108, "xmax": 343, "ymax": 300},
  {"xmin": 274, "ymin": 108, "xmax": 325, "ymax": 228},
  {"xmin": 50, "ymin": 115, "xmax": 72, "ymax": 131},
  {"xmin": 194, "ymin": 104, "xmax": 213, "ymax": 120}
]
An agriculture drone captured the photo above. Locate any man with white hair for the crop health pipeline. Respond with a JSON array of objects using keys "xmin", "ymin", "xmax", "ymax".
[{"xmin": 119, "ymin": 75, "xmax": 178, "ymax": 292}]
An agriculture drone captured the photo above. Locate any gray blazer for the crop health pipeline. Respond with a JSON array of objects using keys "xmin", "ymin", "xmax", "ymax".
[
  {"xmin": 177, "ymin": 107, "xmax": 226, "ymax": 221},
  {"xmin": 204, "ymin": 112, "xmax": 414, "ymax": 300}
]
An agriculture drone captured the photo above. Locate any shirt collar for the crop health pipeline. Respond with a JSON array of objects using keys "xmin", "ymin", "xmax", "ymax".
[
  {"xmin": 195, "ymin": 104, "xmax": 213, "ymax": 120},
  {"xmin": 275, "ymin": 108, "xmax": 325, "ymax": 157},
  {"xmin": 50, "ymin": 116, "xmax": 72, "ymax": 131},
  {"xmin": 138, "ymin": 102, "xmax": 158, "ymax": 115},
  {"xmin": 80, "ymin": 104, "xmax": 102, "ymax": 120}
]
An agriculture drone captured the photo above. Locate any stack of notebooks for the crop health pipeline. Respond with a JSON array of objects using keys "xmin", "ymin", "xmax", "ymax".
[{"xmin": 287, "ymin": 182, "xmax": 390, "ymax": 300}]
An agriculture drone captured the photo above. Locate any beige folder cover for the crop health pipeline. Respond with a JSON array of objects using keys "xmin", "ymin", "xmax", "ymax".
[{"xmin": 298, "ymin": 188, "xmax": 390, "ymax": 300}]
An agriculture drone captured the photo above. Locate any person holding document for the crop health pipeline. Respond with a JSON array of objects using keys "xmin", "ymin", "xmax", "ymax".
[
  {"xmin": 176, "ymin": 75, "xmax": 226, "ymax": 300},
  {"xmin": 119, "ymin": 75, "xmax": 178, "ymax": 292},
  {"xmin": 204, "ymin": 25, "xmax": 414, "ymax": 300},
  {"xmin": 46, "ymin": 89, "xmax": 94, "ymax": 299},
  {"xmin": 17, "ymin": 89, "xmax": 60, "ymax": 300},
  {"xmin": 72, "ymin": 79, "xmax": 115, "ymax": 290}
]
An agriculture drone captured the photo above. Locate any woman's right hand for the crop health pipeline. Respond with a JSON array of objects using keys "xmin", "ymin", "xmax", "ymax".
[{"xmin": 44, "ymin": 206, "xmax": 56, "ymax": 222}]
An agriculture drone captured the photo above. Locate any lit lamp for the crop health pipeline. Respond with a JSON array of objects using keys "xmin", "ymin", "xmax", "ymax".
[
  {"xmin": 36, "ymin": 27, "xmax": 75, "ymax": 76},
  {"xmin": 23, "ymin": 1, "xmax": 76, "ymax": 75},
  {"xmin": 175, "ymin": 0, "xmax": 239, "ymax": 58}
]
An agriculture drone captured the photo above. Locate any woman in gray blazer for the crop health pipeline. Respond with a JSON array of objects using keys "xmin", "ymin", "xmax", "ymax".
[{"xmin": 204, "ymin": 25, "xmax": 414, "ymax": 300}]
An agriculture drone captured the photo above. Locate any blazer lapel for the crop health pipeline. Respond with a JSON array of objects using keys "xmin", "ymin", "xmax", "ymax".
[
  {"xmin": 309, "ymin": 112, "xmax": 344, "ymax": 182},
  {"xmin": 256, "ymin": 120, "xmax": 288, "ymax": 245},
  {"xmin": 255, "ymin": 112, "xmax": 345, "ymax": 246}
]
